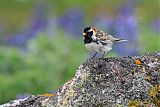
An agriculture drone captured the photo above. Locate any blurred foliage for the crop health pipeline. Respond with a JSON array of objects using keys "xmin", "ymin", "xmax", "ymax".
[
  {"xmin": 0, "ymin": 32, "xmax": 87, "ymax": 103},
  {"xmin": 139, "ymin": 25, "xmax": 160, "ymax": 53}
]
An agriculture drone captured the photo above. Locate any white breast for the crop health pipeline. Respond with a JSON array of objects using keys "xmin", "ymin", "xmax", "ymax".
[{"xmin": 85, "ymin": 42, "xmax": 113, "ymax": 54}]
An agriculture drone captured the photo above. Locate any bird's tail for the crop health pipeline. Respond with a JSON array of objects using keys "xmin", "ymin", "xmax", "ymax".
[{"xmin": 114, "ymin": 38, "xmax": 128, "ymax": 42}]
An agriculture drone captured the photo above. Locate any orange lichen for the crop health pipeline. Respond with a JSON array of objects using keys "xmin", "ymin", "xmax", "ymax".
[
  {"xmin": 40, "ymin": 93, "xmax": 55, "ymax": 97},
  {"xmin": 134, "ymin": 59, "xmax": 142, "ymax": 65}
]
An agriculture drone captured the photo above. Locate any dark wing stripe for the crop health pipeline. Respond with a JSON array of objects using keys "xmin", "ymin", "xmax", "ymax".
[
  {"xmin": 93, "ymin": 39, "xmax": 108, "ymax": 45},
  {"xmin": 93, "ymin": 40, "xmax": 99, "ymax": 44},
  {"xmin": 100, "ymin": 41, "xmax": 108, "ymax": 45}
]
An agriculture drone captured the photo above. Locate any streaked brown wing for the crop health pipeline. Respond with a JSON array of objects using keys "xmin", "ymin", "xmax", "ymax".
[
  {"xmin": 95, "ymin": 30, "xmax": 122, "ymax": 42},
  {"xmin": 95, "ymin": 31, "xmax": 107, "ymax": 41},
  {"xmin": 95, "ymin": 30, "xmax": 111, "ymax": 41}
]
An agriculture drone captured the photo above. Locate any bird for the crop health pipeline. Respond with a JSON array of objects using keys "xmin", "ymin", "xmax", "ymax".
[{"xmin": 83, "ymin": 26, "xmax": 127, "ymax": 58}]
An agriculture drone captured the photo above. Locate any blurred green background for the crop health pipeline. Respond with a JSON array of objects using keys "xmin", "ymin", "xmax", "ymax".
[{"xmin": 0, "ymin": 0, "xmax": 159, "ymax": 104}]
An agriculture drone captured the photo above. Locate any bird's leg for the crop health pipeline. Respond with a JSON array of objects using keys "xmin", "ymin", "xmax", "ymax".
[
  {"xmin": 92, "ymin": 52, "xmax": 97, "ymax": 58},
  {"xmin": 101, "ymin": 52, "xmax": 106, "ymax": 58}
]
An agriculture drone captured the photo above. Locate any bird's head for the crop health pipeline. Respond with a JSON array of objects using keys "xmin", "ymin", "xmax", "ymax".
[{"xmin": 83, "ymin": 26, "xmax": 96, "ymax": 37}]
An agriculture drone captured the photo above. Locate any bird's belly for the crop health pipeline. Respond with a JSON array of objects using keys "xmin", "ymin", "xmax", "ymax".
[{"xmin": 85, "ymin": 42, "xmax": 112, "ymax": 53}]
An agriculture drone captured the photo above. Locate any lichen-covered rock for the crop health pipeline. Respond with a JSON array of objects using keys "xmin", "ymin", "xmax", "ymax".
[
  {"xmin": 53, "ymin": 52, "xmax": 160, "ymax": 107},
  {"xmin": 1, "ymin": 52, "xmax": 160, "ymax": 107},
  {"xmin": 1, "ymin": 95, "xmax": 51, "ymax": 107}
]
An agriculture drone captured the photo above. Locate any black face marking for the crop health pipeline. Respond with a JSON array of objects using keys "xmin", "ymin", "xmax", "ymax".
[
  {"xmin": 84, "ymin": 31, "xmax": 93, "ymax": 44},
  {"xmin": 84, "ymin": 26, "xmax": 91, "ymax": 33}
]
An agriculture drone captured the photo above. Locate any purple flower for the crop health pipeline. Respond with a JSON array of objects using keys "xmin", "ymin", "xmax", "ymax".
[
  {"xmin": 47, "ymin": 18, "xmax": 57, "ymax": 38},
  {"xmin": 113, "ymin": 0, "xmax": 139, "ymax": 56},
  {"xmin": 150, "ymin": 19, "xmax": 160, "ymax": 34},
  {"xmin": 57, "ymin": 8, "xmax": 84, "ymax": 37},
  {"xmin": 92, "ymin": 15, "xmax": 113, "ymax": 33},
  {"xmin": 7, "ymin": 3, "xmax": 47, "ymax": 47}
]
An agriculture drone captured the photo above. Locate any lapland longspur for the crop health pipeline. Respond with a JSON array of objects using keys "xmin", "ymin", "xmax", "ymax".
[{"xmin": 83, "ymin": 26, "xmax": 127, "ymax": 58}]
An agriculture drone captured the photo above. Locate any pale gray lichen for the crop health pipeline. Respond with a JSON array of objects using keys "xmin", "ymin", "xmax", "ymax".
[{"xmin": 52, "ymin": 52, "xmax": 159, "ymax": 107}]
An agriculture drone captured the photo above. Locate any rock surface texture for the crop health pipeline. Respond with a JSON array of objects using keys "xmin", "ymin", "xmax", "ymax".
[{"xmin": 1, "ymin": 52, "xmax": 160, "ymax": 107}]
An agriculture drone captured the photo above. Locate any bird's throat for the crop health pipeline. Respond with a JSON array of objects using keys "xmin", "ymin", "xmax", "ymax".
[{"xmin": 84, "ymin": 36, "xmax": 92, "ymax": 44}]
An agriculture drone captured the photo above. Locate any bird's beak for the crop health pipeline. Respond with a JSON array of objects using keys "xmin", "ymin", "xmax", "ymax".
[{"xmin": 83, "ymin": 33, "xmax": 86, "ymax": 36}]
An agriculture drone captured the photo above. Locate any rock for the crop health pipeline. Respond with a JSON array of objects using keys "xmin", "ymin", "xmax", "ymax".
[{"xmin": 1, "ymin": 52, "xmax": 160, "ymax": 107}]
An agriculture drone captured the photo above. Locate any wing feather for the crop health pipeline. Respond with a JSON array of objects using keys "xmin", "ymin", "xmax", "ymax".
[{"xmin": 95, "ymin": 30, "xmax": 127, "ymax": 42}]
